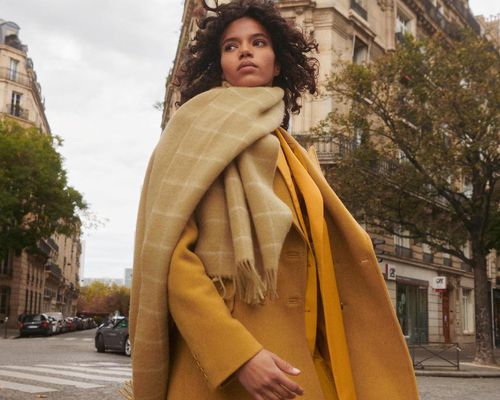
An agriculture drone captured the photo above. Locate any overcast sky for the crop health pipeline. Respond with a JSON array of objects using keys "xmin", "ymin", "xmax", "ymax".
[{"xmin": 1, "ymin": 0, "xmax": 498, "ymax": 280}]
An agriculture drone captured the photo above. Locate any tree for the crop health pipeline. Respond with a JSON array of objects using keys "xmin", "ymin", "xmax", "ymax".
[
  {"xmin": 316, "ymin": 30, "xmax": 499, "ymax": 364},
  {"xmin": 77, "ymin": 281, "xmax": 130, "ymax": 316},
  {"xmin": 0, "ymin": 121, "xmax": 87, "ymax": 258}
]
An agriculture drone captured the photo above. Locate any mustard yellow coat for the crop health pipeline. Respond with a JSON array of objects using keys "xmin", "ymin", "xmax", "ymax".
[{"xmin": 166, "ymin": 131, "xmax": 419, "ymax": 400}]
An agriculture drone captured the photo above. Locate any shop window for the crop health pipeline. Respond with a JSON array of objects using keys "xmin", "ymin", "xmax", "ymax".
[
  {"xmin": 462, "ymin": 288, "xmax": 474, "ymax": 334},
  {"xmin": 397, "ymin": 283, "xmax": 428, "ymax": 343}
]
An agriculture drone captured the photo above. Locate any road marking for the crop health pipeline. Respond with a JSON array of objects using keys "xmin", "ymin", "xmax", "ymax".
[
  {"xmin": 108, "ymin": 367, "xmax": 132, "ymax": 372},
  {"xmin": 0, "ymin": 370, "xmax": 102, "ymax": 389},
  {"xmin": 0, "ymin": 379, "xmax": 57, "ymax": 393},
  {"xmin": 36, "ymin": 364, "xmax": 132, "ymax": 377},
  {"xmin": 82, "ymin": 338, "xmax": 93, "ymax": 341},
  {"xmin": 3, "ymin": 366, "xmax": 128, "ymax": 383},
  {"xmin": 63, "ymin": 338, "xmax": 77, "ymax": 340}
]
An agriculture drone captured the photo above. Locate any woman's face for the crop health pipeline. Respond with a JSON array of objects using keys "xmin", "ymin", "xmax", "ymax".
[{"xmin": 220, "ymin": 17, "xmax": 280, "ymax": 87}]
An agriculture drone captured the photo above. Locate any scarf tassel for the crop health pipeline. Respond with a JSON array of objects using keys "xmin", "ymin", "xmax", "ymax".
[{"xmin": 235, "ymin": 259, "xmax": 265, "ymax": 305}]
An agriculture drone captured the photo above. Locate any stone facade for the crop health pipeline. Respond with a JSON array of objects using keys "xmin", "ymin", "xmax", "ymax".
[
  {"xmin": 161, "ymin": 0, "xmax": 495, "ymax": 347},
  {"xmin": 0, "ymin": 20, "xmax": 82, "ymax": 329}
]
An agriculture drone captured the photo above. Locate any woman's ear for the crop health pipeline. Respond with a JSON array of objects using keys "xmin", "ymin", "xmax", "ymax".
[{"xmin": 274, "ymin": 63, "xmax": 280, "ymax": 77}]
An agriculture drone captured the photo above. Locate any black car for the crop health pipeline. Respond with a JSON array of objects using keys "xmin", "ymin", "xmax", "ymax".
[
  {"xmin": 19, "ymin": 314, "xmax": 53, "ymax": 337},
  {"xmin": 95, "ymin": 317, "xmax": 131, "ymax": 356}
]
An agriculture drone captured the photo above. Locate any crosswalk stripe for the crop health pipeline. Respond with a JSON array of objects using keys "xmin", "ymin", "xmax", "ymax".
[
  {"xmin": 63, "ymin": 338, "xmax": 77, "ymax": 340},
  {"xmin": 0, "ymin": 379, "xmax": 57, "ymax": 394},
  {"xmin": 108, "ymin": 367, "xmax": 132, "ymax": 372},
  {"xmin": 0, "ymin": 370, "xmax": 102, "ymax": 389},
  {"xmin": 3, "ymin": 366, "xmax": 127, "ymax": 383},
  {"xmin": 36, "ymin": 364, "xmax": 132, "ymax": 376},
  {"xmin": 82, "ymin": 338, "xmax": 93, "ymax": 341}
]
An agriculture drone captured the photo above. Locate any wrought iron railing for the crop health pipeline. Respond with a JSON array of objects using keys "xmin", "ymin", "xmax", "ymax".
[
  {"xmin": 0, "ymin": 67, "xmax": 30, "ymax": 86},
  {"xmin": 409, "ymin": 342, "xmax": 461, "ymax": 370},
  {"xmin": 350, "ymin": 0, "xmax": 367, "ymax": 20},
  {"xmin": 4, "ymin": 103, "xmax": 29, "ymax": 120}
]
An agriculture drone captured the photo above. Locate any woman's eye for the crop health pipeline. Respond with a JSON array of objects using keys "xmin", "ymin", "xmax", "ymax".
[
  {"xmin": 254, "ymin": 39, "xmax": 267, "ymax": 47},
  {"xmin": 223, "ymin": 43, "xmax": 237, "ymax": 51}
]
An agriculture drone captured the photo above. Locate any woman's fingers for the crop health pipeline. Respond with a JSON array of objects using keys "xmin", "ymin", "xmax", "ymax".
[
  {"xmin": 277, "ymin": 374, "xmax": 304, "ymax": 396},
  {"xmin": 270, "ymin": 353, "xmax": 301, "ymax": 376},
  {"xmin": 272, "ymin": 384, "xmax": 297, "ymax": 399}
]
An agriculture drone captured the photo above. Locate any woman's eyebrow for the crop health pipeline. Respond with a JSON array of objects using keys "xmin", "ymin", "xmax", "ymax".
[{"xmin": 221, "ymin": 32, "xmax": 270, "ymax": 46}]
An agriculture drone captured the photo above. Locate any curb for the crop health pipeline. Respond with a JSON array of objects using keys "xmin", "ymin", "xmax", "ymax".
[{"xmin": 415, "ymin": 370, "xmax": 500, "ymax": 378}]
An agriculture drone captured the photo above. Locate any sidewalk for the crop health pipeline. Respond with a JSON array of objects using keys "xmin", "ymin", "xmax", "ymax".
[
  {"xmin": 411, "ymin": 343, "xmax": 500, "ymax": 378},
  {"xmin": 0, "ymin": 328, "xmax": 18, "ymax": 339}
]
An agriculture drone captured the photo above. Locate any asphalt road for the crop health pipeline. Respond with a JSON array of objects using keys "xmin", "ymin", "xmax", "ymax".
[
  {"xmin": 0, "ymin": 329, "xmax": 499, "ymax": 399},
  {"xmin": 0, "ymin": 328, "xmax": 130, "ymax": 399}
]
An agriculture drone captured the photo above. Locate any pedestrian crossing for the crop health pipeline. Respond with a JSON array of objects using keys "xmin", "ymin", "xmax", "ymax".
[{"xmin": 0, "ymin": 362, "xmax": 131, "ymax": 395}]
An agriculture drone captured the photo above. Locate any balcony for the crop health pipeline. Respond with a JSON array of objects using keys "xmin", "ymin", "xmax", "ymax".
[
  {"xmin": 418, "ymin": 0, "xmax": 480, "ymax": 36},
  {"xmin": 38, "ymin": 238, "xmax": 59, "ymax": 258},
  {"xmin": 45, "ymin": 262, "xmax": 62, "ymax": 281},
  {"xmin": 350, "ymin": 0, "xmax": 367, "ymax": 20},
  {"xmin": 0, "ymin": 67, "xmax": 30, "ymax": 86},
  {"xmin": 4, "ymin": 104, "xmax": 29, "ymax": 120},
  {"xmin": 395, "ymin": 245, "xmax": 413, "ymax": 258}
]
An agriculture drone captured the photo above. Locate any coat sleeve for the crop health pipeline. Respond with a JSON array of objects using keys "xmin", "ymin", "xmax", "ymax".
[{"xmin": 168, "ymin": 216, "xmax": 263, "ymax": 389}]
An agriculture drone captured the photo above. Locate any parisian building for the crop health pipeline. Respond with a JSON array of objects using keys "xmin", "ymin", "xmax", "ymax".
[
  {"xmin": 0, "ymin": 19, "xmax": 82, "ymax": 329},
  {"xmin": 163, "ymin": 0, "xmax": 499, "ymax": 348}
]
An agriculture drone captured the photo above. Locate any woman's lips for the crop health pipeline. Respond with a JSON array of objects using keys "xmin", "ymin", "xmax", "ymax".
[{"xmin": 238, "ymin": 62, "xmax": 257, "ymax": 71}]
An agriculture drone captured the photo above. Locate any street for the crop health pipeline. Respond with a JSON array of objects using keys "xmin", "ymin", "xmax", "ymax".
[
  {"xmin": 0, "ymin": 328, "xmax": 130, "ymax": 399},
  {"xmin": 1, "ymin": 329, "xmax": 500, "ymax": 399}
]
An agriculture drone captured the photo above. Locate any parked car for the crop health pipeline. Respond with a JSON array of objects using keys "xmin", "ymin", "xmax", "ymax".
[
  {"xmin": 19, "ymin": 314, "xmax": 53, "ymax": 337},
  {"xmin": 65, "ymin": 317, "xmax": 76, "ymax": 331},
  {"xmin": 45, "ymin": 312, "xmax": 64, "ymax": 334},
  {"xmin": 95, "ymin": 317, "xmax": 131, "ymax": 356}
]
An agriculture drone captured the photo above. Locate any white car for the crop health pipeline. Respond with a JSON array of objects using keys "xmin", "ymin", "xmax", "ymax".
[{"xmin": 45, "ymin": 312, "xmax": 64, "ymax": 334}]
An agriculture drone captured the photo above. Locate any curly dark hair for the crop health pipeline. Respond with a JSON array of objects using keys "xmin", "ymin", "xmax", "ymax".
[{"xmin": 176, "ymin": 0, "xmax": 319, "ymax": 128}]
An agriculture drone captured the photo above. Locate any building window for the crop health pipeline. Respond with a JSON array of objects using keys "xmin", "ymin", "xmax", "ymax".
[
  {"xmin": 0, "ymin": 287, "xmax": 10, "ymax": 315},
  {"xmin": 350, "ymin": 0, "xmax": 367, "ymax": 20},
  {"xmin": 422, "ymin": 244, "xmax": 433, "ymax": 263},
  {"xmin": 395, "ymin": 226, "xmax": 412, "ymax": 257},
  {"xmin": 10, "ymin": 91, "xmax": 22, "ymax": 117},
  {"xmin": 353, "ymin": 37, "xmax": 369, "ymax": 65},
  {"xmin": 462, "ymin": 288, "xmax": 474, "ymax": 334},
  {"xmin": 8, "ymin": 58, "xmax": 19, "ymax": 81},
  {"xmin": 0, "ymin": 252, "xmax": 13, "ymax": 276}
]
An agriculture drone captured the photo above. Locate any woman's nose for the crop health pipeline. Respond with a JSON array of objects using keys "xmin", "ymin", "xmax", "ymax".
[{"xmin": 239, "ymin": 45, "xmax": 252, "ymax": 58}]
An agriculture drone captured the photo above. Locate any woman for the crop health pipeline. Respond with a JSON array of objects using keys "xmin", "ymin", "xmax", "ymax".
[{"xmin": 127, "ymin": 1, "xmax": 419, "ymax": 400}]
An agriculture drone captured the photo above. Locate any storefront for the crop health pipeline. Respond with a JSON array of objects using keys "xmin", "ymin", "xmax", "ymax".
[{"xmin": 396, "ymin": 277, "xmax": 429, "ymax": 344}]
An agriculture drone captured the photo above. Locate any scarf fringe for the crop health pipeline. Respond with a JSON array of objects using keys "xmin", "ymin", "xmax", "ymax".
[
  {"xmin": 235, "ymin": 259, "xmax": 265, "ymax": 305},
  {"xmin": 263, "ymin": 268, "xmax": 278, "ymax": 300},
  {"xmin": 119, "ymin": 379, "xmax": 134, "ymax": 400}
]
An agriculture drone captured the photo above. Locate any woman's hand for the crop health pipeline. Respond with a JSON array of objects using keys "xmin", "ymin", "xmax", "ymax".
[{"xmin": 235, "ymin": 349, "xmax": 304, "ymax": 400}]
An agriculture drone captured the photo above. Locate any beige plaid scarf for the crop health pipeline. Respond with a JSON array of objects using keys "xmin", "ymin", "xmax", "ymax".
[
  {"xmin": 128, "ymin": 86, "xmax": 290, "ymax": 400},
  {"xmin": 196, "ymin": 134, "xmax": 293, "ymax": 304}
]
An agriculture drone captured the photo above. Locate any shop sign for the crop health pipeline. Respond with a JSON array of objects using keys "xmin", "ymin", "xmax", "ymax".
[
  {"xmin": 385, "ymin": 264, "xmax": 397, "ymax": 281},
  {"xmin": 432, "ymin": 276, "xmax": 447, "ymax": 290}
]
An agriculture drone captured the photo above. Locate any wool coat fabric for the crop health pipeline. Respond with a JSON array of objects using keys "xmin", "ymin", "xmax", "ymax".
[{"xmin": 129, "ymin": 86, "xmax": 419, "ymax": 400}]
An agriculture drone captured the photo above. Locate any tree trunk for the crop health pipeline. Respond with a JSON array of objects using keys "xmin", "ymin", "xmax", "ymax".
[{"xmin": 472, "ymin": 252, "xmax": 497, "ymax": 365}]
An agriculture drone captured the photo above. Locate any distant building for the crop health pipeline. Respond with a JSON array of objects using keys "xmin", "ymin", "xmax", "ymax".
[
  {"xmin": 124, "ymin": 268, "xmax": 132, "ymax": 289},
  {"xmin": 0, "ymin": 19, "xmax": 82, "ymax": 327}
]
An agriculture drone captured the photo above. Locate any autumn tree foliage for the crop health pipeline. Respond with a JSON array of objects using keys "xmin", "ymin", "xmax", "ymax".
[
  {"xmin": 77, "ymin": 281, "xmax": 130, "ymax": 317},
  {"xmin": 316, "ymin": 30, "xmax": 499, "ymax": 364}
]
